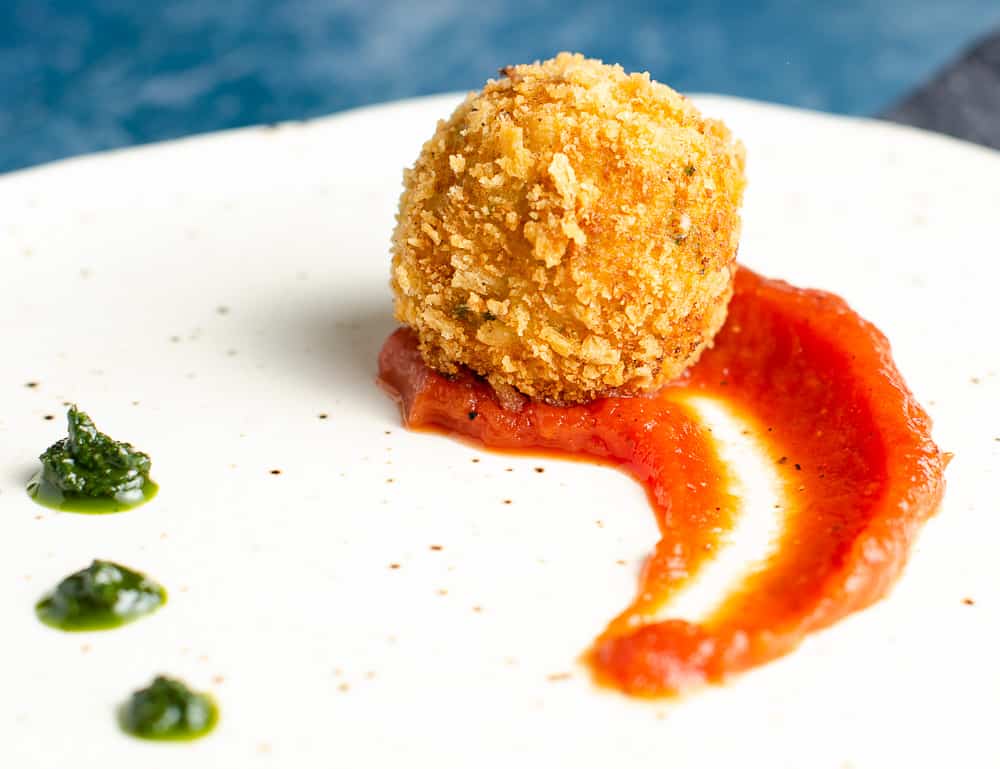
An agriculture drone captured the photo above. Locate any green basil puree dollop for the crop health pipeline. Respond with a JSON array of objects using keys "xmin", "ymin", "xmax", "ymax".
[
  {"xmin": 27, "ymin": 405, "xmax": 157, "ymax": 513},
  {"xmin": 119, "ymin": 676, "xmax": 218, "ymax": 741},
  {"xmin": 36, "ymin": 560, "xmax": 166, "ymax": 631}
]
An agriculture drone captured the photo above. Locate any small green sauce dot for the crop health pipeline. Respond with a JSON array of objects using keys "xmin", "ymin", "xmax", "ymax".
[
  {"xmin": 27, "ymin": 405, "xmax": 156, "ymax": 514},
  {"xmin": 36, "ymin": 560, "xmax": 166, "ymax": 631},
  {"xmin": 119, "ymin": 676, "xmax": 218, "ymax": 741}
]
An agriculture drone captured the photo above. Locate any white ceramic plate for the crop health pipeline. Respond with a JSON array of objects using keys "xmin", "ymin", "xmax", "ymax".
[{"xmin": 2, "ymin": 94, "xmax": 998, "ymax": 769}]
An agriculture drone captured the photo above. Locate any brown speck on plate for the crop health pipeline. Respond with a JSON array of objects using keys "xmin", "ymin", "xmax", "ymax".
[
  {"xmin": 338, "ymin": 683, "xmax": 350, "ymax": 693},
  {"xmin": 386, "ymin": 478, "xmax": 395, "ymax": 483},
  {"xmin": 270, "ymin": 469, "xmax": 282, "ymax": 475},
  {"xmin": 471, "ymin": 458, "xmax": 480, "ymax": 463},
  {"xmin": 963, "ymin": 597, "xmax": 975, "ymax": 606},
  {"xmin": 534, "ymin": 467, "xmax": 545, "ymax": 473},
  {"xmin": 319, "ymin": 413, "xmax": 329, "ymax": 420},
  {"xmin": 389, "ymin": 563, "xmax": 401, "ymax": 570},
  {"xmin": 437, "ymin": 588, "xmax": 448, "ymax": 596},
  {"xmin": 25, "ymin": 381, "xmax": 38, "ymax": 388},
  {"xmin": 502, "ymin": 499, "xmax": 512, "ymax": 505},
  {"xmin": 430, "ymin": 545, "xmax": 443, "ymax": 551},
  {"xmin": 217, "ymin": 306, "xmax": 230, "ymax": 315},
  {"xmin": 43, "ymin": 414, "xmax": 54, "ymax": 420}
]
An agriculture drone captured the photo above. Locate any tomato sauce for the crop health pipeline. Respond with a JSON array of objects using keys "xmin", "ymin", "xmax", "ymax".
[{"xmin": 377, "ymin": 267, "xmax": 945, "ymax": 697}]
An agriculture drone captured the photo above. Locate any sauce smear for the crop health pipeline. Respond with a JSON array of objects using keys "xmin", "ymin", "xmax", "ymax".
[{"xmin": 378, "ymin": 267, "xmax": 945, "ymax": 696}]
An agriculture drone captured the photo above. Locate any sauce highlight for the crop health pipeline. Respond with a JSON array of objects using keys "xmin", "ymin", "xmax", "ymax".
[
  {"xmin": 28, "ymin": 406, "xmax": 157, "ymax": 513},
  {"xmin": 378, "ymin": 267, "xmax": 945, "ymax": 696},
  {"xmin": 36, "ymin": 560, "xmax": 167, "ymax": 632}
]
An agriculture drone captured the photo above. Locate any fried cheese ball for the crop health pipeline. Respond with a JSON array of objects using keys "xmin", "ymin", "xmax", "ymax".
[{"xmin": 391, "ymin": 52, "xmax": 746, "ymax": 404}]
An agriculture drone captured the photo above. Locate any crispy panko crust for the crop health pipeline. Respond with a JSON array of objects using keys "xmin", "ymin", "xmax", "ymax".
[{"xmin": 391, "ymin": 52, "xmax": 746, "ymax": 404}]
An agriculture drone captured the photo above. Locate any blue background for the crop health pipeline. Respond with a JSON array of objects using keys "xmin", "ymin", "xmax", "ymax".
[{"xmin": 2, "ymin": 0, "xmax": 999, "ymax": 173}]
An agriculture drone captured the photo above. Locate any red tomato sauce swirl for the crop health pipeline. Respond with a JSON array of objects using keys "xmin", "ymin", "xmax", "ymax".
[{"xmin": 377, "ymin": 267, "xmax": 945, "ymax": 696}]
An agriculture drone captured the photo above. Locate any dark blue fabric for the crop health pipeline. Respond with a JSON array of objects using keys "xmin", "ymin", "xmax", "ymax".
[{"xmin": 2, "ymin": 0, "xmax": 998, "ymax": 172}]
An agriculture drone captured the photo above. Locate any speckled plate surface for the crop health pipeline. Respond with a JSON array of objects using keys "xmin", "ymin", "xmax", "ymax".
[{"xmin": 2, "ymin": 95, "xmax": 998, "ymax": 769}]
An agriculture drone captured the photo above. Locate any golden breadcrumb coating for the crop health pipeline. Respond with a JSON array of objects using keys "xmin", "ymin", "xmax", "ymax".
[{"xmin": 391, "ymin": 52, "xmax": 746, "ymax": 404}]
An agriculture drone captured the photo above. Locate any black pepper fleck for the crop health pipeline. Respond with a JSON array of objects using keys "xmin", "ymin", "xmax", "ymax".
[
  {"xmin": 468, "ymin": 411, "xmax": 478, "ymax": 420},
  {"xmin": 778, "ymin": 457, "xmax": 788, "ymax": 465},
  {"xmin": 270, "ymin": 469, "xmax": 282, "ymax": 475}
]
